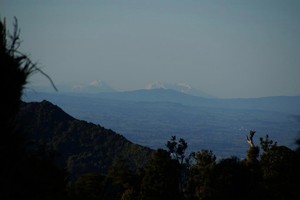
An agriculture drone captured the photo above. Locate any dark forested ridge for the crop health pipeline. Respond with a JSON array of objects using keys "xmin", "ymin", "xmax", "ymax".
[{"xmin": 17, "ymin": 100, "xmax": 153, "ymax": 181}]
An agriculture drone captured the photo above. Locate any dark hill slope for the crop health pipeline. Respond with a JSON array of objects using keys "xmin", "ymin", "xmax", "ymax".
[{"xmin": 17, "ymin": 100, "xmax": 153, "ymax": 180}]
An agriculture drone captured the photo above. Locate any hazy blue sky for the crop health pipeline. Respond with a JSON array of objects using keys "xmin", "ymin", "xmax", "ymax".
[{"xmin": 2, "ymin": 0, "xmax": 300, "ymax": 98}]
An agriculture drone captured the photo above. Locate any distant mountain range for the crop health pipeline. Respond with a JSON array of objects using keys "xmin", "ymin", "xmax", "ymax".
[
  {"xmin": 23, "ymin": 88, "xmax": 300, "ymax": 159},
  {"xmin": 115, "ymin": 89, "xmax": 300, "ymax": 114},
  {"xmin": 17, "ymin": 100, "xmax": 153, "ymax": 181},
  {"xmin": 44, "ymin": 88, "xmax": 300, "ymax": 114},
  {"xmin": 34, "ymin": 81, "xmax": 214, "ymax": 98}
]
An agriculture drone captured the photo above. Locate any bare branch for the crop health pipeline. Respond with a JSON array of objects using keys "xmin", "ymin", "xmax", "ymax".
[
  {"xmin": 246, "ymin": 130, "xmax": 256, "ymax": 147},
  {"xmin": 2, "ymin": 17, "xmax": 58, "ymax": 91}
]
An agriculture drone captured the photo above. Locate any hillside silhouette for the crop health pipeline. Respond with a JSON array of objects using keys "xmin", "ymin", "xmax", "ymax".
[{"xmin": 17, "ymin": 100, "xmax": 153, "ymax": 181}]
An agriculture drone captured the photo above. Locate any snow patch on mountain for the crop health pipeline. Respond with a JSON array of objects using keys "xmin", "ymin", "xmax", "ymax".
[
  {"xmin": 71, "ymin": 80, "xmax": 115, "ymax": 93},
  {"xmin": 145, "ymin": 82, "xmax": 214, "ymax": 98}
]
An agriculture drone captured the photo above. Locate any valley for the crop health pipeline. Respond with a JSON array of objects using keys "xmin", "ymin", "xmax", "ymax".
[{"xmin": 23, "ymin": 89, "xmax": 300, "ymax": 159}]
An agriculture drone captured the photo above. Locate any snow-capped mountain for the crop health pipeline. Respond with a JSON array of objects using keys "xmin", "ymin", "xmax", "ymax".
[
  {"xmin": 145, "ymin": 81, "xmax": 214, "ymax": 98},
  {"xmin": 71, "ymin": 80, "xmax": 115, "ymax": 93}
]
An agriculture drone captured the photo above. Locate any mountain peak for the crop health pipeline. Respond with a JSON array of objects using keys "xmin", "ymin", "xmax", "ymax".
[
  {"xmin": 145, "ymin": 81, "xmax": 167, "ymax": 90},
  {"xmin": 71, "ymin": 80, "xmax": 115, "ymax": 93},
  {"xmin": 21, "ymin": 99, "xmax": 75, "ymax": 122},
  {"xmin": 145, "ymin": 81, "xmax": 214, "ymax": 98}
]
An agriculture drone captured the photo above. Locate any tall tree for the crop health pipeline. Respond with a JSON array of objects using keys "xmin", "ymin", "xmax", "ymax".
[
  {"xmin": 166, "ymin": 136, "xmax": 195, "ymax": 197},
  {"xmin": 185, "ymin": 149, "xmax": 216, "ymax": 200}
]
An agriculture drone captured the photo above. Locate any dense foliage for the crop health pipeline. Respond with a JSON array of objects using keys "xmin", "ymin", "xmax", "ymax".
[
  {"xmin": 1, "ymin": 17, "xmax": 66, "ymax": 200},
  {"xmin": 65, "ymin": 134, "xmax": 300, "ymax": 200},
  {"xmin": 2, "ymin": 18, "xmax": 300, "ymax": 200}
]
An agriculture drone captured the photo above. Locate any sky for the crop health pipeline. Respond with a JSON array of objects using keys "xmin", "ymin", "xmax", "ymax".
[{"xmin": 1, "ymin": 0, "xmax": 300, "ymax": 98}]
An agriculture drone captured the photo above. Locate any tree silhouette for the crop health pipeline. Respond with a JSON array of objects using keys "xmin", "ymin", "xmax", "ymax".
[
  {"xmin": 260, "ymin": 144, "xmax": 300, "ymax": 199},
  {"xmin": 166, "ymin": 136, "xmax": 195, "ymax": 197},
  {"xmin": 140, "ymin": 149, "xmax": 181, "ymax": 200},
  {"xmin": 185, "ymin": 149, "xmax": 216, "ymax": 200},
  {"xmin": 0, "ymin": 17, "xmax": 65, "ymax": 200},
  {"xmin": 105, "ymin": 158, "xmax": 140, "ymax": 200},
  {"xmin": 260, "ymin": 134, "xmax": 277, "ymax": 154},
  {"xmin": 166, "ymin": 136, "xmax": 188, "ymax": 164}
]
